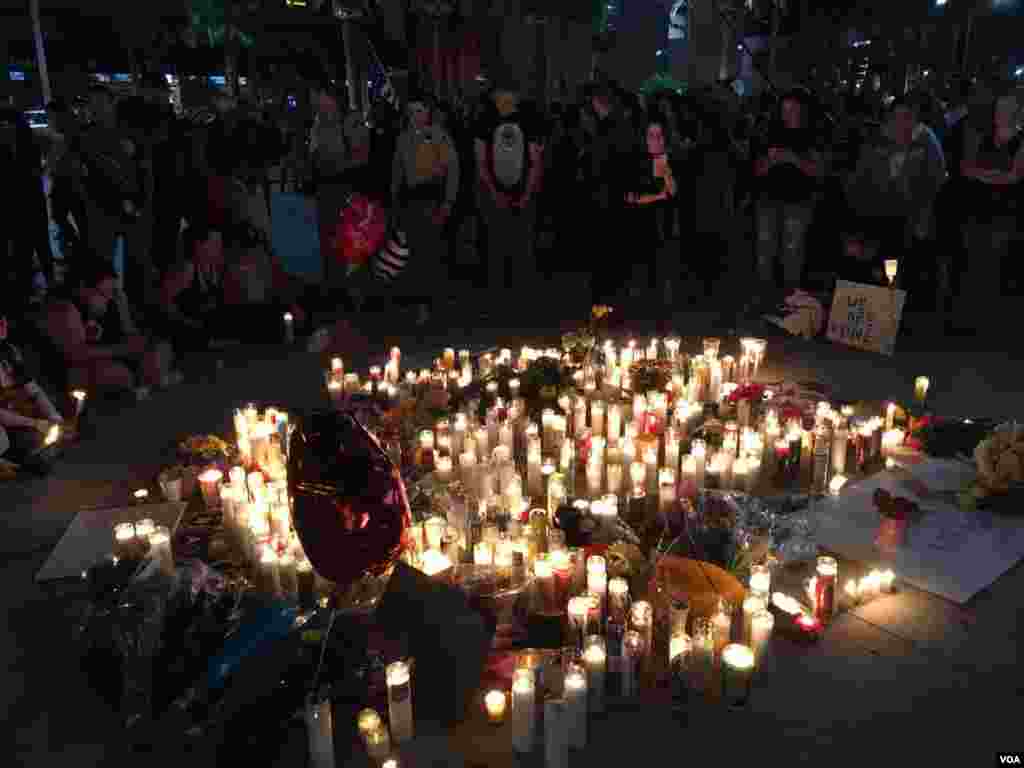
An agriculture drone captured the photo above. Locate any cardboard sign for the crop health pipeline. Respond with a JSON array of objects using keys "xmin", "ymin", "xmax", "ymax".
[{"xmin": 826, "ymin": 280, "xmax": 906, "ymax": 356}]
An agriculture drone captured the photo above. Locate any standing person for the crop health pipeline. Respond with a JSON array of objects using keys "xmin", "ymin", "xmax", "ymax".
[
  {"xmin": 587, "ymin": 82, "xmax": 634, "ymax": 307},
  {"xmin": 473, "ymin": 78, "xmax": 545, "ymax": 298},
  {"xmin": 844, "ymin": 98, "xmax": 946, "ymax": 290},
  {"xmin": 79, "ymin": 87, "xmax": 143, "ymax": 291},
  {"xmin": 1, "ymin": 104, "xmax": 54, "ymax": 308},
  {"xmin": 752, "ymin": 89, "xmax": 823, "ymax": 292},
  {"xmin": 310, "ymin": 83, "xmax": 371, "ymax": 300},
  {"xmin": 389, "ymin": 95, "xmax": 460, "ymax": 325},
  {"xmin": 622, "ymin": 116, "xmax": 677, "ymax": 305},
  {"xmin": 958, "ymin": 89, "xmax": 1023, "ymax": 331}
]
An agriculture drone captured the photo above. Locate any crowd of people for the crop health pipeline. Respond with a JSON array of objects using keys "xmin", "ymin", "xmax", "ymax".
[{"xmin": 0, "ymin": 68, "xmax": 1020, "ymax": 475}]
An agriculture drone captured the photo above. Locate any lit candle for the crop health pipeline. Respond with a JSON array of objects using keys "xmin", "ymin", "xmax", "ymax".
[
  {"xmin": 484, "ymin": 690, "xmax": 507, "ymax": 725},
  {"xmin": 690, "ymin": 618, "xmax": 714, "ymax": 693},
  {"xmin": 474, "ymin": 426, "xmax": 489, "ymax": 464},
  {"xmin": 643, "ymin": 445, "xmax": 658, "ymax": 495},
  {"xmin": 474, "ymin": 541, "xmax": 493, "ymax": 565},
  {"xmin": 621, "ymin": 630, "xmax": 644, "ymax": 698},
  {"xmin": 460, "ymin": 452, "xmax": 478, "ymax": 497},
  {"xmin": 386, "ymin": 660, "xmax": 414, "ymax": 743},
  {"xmin": 563, "ymin": 663, "xmax": 587, "ymax": 749},
  {"xmin": 305, "ymin": 696, "xmax": 335, "ymax": 768},
  {"xmin": 665, "ymin": 431, "xmax": 680, "ymax": 474},
  {"xmin": 568, "ymin": 595, "xmax": 592, "ymax": 648},
  {"xmin": 607, "ymin": 402, "xmax": 622, "ymax": 445},
  {"xmin": 608, "ymin": 577, "xmax": 629, "ymax": 624},
  {"xmin": 420, "ymin": 548, "xmax": 452, "ymax": 577},
  {"xmin": 258, "ymin": 545, "xmax": 281, "ymax": 596},
  {"xmin": 586, "ymin": 461, "xmax": 603, "ymax": 498},
  {"xmin": 147, "ymin": 526, "xmax": 174, "ymax": 577},
  {"xmin": 434, "ymin": 455, "xmax": 454, "ymax": 485},
  {"xmin": 583, "ymin": 635, "xmax": 606, "ymax": 713},
  {"xmin": 750, "ymin": 610, "xmax": 774, "ymax": 664},
  {"xmin": 749, "ymin": 564, "xmax": 771, "ymax": 603},
  {"xmin": 829, "ymin": 474, "xmax": 848, "ymax": 496},
  {"xmin": 844, "ymin": 579, "xmax": 860, "ymax": 605},
  {"xmin": 815, "ymin": 556, "xmax": 838, "ymax": 623},
  {"xmin": 510, "ymin": 668, "xmax": 536, "ymax": 753},
  {"xmin": 692, "ymin": 439, "xmax": 706, "ymax": 489},
  {"xmin": 879, "ymin": 569, "xmax": 895, "ymax": 593},
  {"xmin": 914, "ymin": 376, "xmax": 930, "ymax": 403},
  {"xmin": 712, "ymin": 600, "xmax": 732, "ymax": 660},
  {"xmin": 357, "ymin": 708, "xmax": 391, "ymax": 763},
  {"xmin": 720, "ymin": 644, "xmax": 755, "ymax": 707},
  {"xmin": 607, "ymin": 462, "xmax": 624, "ymax": 496},
  {"xmin": 113, "ymin": 522, "xmax": 136, "ymax": 559},
  {"xmin": 591, "ymin": 400, "xmax": 606, "ymax": 437},
  {"xmin": 742, "ymin": 595, "xmax": 766, "ymax": 645},
  {"xmin": 885, "ymin": 402, "xmax": 896, "ymax": 431},
  {"xmin": 882, "ymin": 428, "xmax": 905, "ymax": 458},
  {"xmin": 282, "ymin": 311, "xmax": 294, "ymax": 343},
  {"xmin": 859, "ymin": 571, "xmax": 880, "ymax": 601},
  {"xmin": 71, "ymin": 389, "xmax": 87, "ymax": 417},
  {"xmin": 198, "ymin": 468, "xmax": 223, "ymax": 510},
  {"xmin": 535, "ymin": 555, "xmax": 557, "ymax": 614},
  {"xmin": 630, "ymin": 600, "xmax": 653, "ymax": 662}
]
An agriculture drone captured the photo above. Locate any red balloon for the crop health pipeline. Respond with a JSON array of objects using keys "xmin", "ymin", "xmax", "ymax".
[
  {"xmin": 334, "ymin": 194, "xmax": 387, "ymax": 268},
  {"xmin": 288, "ymin": 411, "xmax": 411, "ymax": 587}
]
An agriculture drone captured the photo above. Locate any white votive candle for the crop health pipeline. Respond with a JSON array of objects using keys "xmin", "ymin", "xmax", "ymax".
[
  {"xmin": 583, "ymin": 635, "xmax": 606, "ymax": 714},
  {"xmin": 721, "ymin": 644, "xmax": 755, "ymax": 707},
  {"xmin": 148, "ymin": 526, "xmax": 174, "ymax": 577},
  {"xmin": 510, "ymin": 668, "xmax": 536, "ymax": 753},
  {"xmin": 750, "ymin": 610, "xmax": 774, "ymax": 664},
  {"xmin": 386, "ymin": 661, "xmax": 414, "ymax": 743},
  {"xmin": 742, "ymin": 595, "xmax": 766, "ymax": 645},
  {"xmin": 563, "ymin": 663, "xmax": 587, "ymax": 749}
]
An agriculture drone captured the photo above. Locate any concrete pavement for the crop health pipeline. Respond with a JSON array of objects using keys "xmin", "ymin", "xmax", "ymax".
[{"xmin": 3, "ymin": 288, "xmax": 1023, "ymax": 766}]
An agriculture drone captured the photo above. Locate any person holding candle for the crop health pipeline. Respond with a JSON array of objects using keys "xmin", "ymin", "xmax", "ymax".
[
  {"xmin": 155, "ymin": 223, "xmax": 312, "ymax": 360},
  {"xmin": 0, "ymin": 315, "xmax": 70, "ymax": 475}
]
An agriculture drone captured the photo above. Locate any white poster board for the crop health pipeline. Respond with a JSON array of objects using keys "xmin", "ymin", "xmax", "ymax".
[{"xmin": 826, "ymin": 280, "xmax": 906, "ymax": 356}]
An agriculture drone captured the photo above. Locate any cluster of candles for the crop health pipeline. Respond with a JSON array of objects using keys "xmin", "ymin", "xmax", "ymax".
[
  {"xmin": 111, "ymin": 515, "xmax": 174, "ymax": 577},
  {"xmin": 804, "ymin": 568, "xmax": 896, "ymax": 606}
]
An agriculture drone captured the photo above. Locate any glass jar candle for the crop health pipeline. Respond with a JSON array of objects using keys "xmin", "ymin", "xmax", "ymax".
[
  {"xmin": 113, "ymin": 522, "xmax": 136, "ymax": 559},
  {"xmin": 582, "ymin": 635, "xmax": 606, "ymax": 713},
  {"xmin": 814, "ymin": 556, "xmax": 838, "ymax": 623},
  {"xmin": 749, "ymin": 564, "xmax": 771, "ymax": 603},
  {"xmin": 386, "ymin": 661, "xmax": 414, "ymax": 743},
  {"xmin": 510, "ymin": 668, "xmax": 536, "ymax": 753},
  {"xmin": 621, "ymin": 630, "xmax": 644, "ymax": 697},
  {"xmin": 484, "ymin": 689, "xmax": 507, "ymax": 725},
  {"xmin": 720, "ymin": 644, "xmax": 755, "ymax": 708},
  {"xmin": 750, "ymin": 610, "xmax": 774, "ymax": 664},
  {"xmin": 608, "ymin": 576, "xmax": 629, "ymax": 624}
]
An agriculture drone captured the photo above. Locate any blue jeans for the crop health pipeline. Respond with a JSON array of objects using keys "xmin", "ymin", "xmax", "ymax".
[{"xmin": 757, "ymin": 200, "xmax": 813, "ymax": 290}]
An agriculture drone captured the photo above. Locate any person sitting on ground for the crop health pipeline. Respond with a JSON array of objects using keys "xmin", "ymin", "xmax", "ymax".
[
  {"xmin": 0, "ymin": 313, "xmax": 66, "ymax": 474},
  {"xmin": 156, "ymin": 221, "xmax": 309, "ymax": 357},
  {"xmin": 40, "ymin": 260, "xmax": 174, "ymax": 395}
]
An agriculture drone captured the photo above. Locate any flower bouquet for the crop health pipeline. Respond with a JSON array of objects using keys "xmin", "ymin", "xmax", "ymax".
[
  {"xmin": 727, "ymin": 383, "xmax": 766, "ymax": 428},
  {"xmin": 562, "ymin": 305, "xmax": 613, "ymax": 367},
  {"xmin": 178, "ymin": 434, "xmax": 234, "ymax": 469}
]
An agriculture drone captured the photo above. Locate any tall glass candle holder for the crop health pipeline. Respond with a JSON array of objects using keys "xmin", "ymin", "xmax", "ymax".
[
  {"xmin": 198, "ymin": 468, "xmax": 223, "ymax": 510},
  {"xmin": 583, "ymin": 635, "xmax": 606, "ymax": 713},
  {"xmin": 386, "ymin": 661, "xmax": 414, "ymax": 743},
  {"xmin": 148, "ymin": 525, "xmax": 175, "ymax": 577},
  {"xmin": 742, "ymin": 595, "xmax": 766, "ymax": 645},
  {"xmin": 608, "ymin": 577, "xmax": 630, "ymax": 624},
  {"xmin": 510, "ymin": 668, "xmax": 536, "ymax": 753},
  {"xmin": 720, "ymin": 644, "xmax": 755, "ymax": 708},
  {"xmin": 749, "ymin": 564, "xmax": 771, "ymax": 604},
  {"xmin": 630, "ymin": 600, "xmax": 654, "ymax": 659},
  {"xmin": 622, "ymin": 630, "xmax": 644, "ymax": 697},
  {"xmin": 750, "ymin": 610, "xmax": 774, "ymax": 665},
  {"xmin": 304, "ymin": 694, "xmax": 335, "ymax": 768},
  {"xmin": 535, "ymin": 555, "xmax": 557, "ymax": 614},
  {"xmin": 692, "ymin": 440, "xmax": 707, "ymax": 489},
  {"xmin": 814, "ymin": 556, "xmax": 838, "ymax": 624},
  {"xmin": 691, "ymin": 618, "xmax": 714, "ymax": 694},
  {"xmin": 669, "ymin": 597, "xmax": 690, "ymax": 642},
  {"xmin": 113, "ymin": 522, "xmax": 136, "ymax": 559},
  {"xmin": 563, "ymin": 663, "xmax": 587, "ymax": 749},
  {"xmin": 711, "ymin": 599, "xmax": 732, "ymax": 661},
  {"xmin": 568, "ymin": 595, "xmax": 592, "ymax": 649}
]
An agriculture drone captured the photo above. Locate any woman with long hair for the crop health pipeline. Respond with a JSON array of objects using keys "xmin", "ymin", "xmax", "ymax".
[{"xmin": 622, "ymin": 113, "xmax": 677, "ymax": 306}]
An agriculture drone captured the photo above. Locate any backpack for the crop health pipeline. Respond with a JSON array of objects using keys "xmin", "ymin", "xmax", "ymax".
[{"xmin": 491, "ymin": 119, "xmax": 527, "ymax": 191}]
